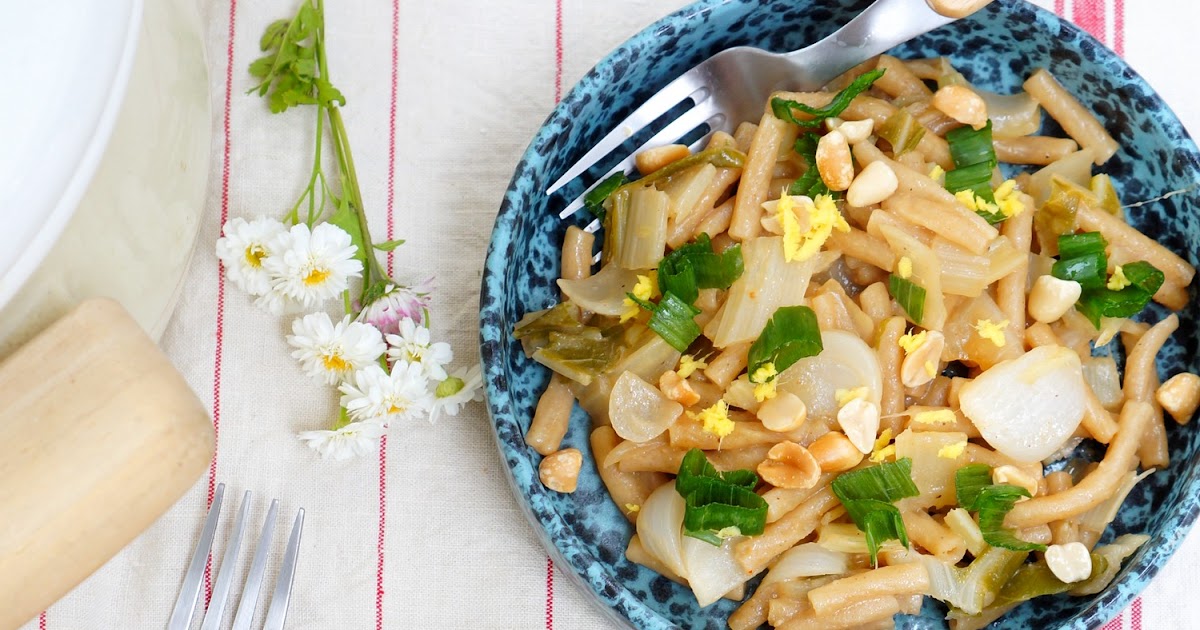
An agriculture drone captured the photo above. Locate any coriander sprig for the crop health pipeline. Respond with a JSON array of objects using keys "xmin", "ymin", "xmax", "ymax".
[{"xmin": 248, "ymin": 0, "xmax": 392, "ymax": 304}]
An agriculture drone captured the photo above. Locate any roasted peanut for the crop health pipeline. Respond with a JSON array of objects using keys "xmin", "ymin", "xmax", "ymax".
[
  {"xmin": 846, "ymin": 160, "xmax": 899, "ymax": 208},
  {"xmin": 659, "ymin": 370, "xmax": 701, "ymax": 407},
  {"xmin": 816, "ymin": 129, "xmax": 854, "ymax": 191},
  {"xmin": 757, "ymin": 391, "xmax": 808, "ymax": 432},
  {"xmin": 757, "ymin": 441, "xmax": 821, "ymax": 489},
  {"xmin": 539, "ymin": 448, "xmax": 583, "ymax": 493},
  {"xmin": 1156, "ymin": 372, "xmax": 1200, "ymax": 424},
  {"xmin": 807, "ymin": 431, "xmax": 865, "ymax": 472}
]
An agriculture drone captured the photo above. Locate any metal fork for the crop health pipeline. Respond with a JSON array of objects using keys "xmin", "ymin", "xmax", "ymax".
[
  {"xmin": 546, "ymin": 0, "xmax": 993, "ymax": 228},
  {"xmin": 168, "ymin": 484, "xmax": 306, "ymax": 630}
]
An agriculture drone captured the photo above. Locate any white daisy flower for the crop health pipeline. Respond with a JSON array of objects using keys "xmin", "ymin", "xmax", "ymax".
[
  {"xmin": 339, "ymin": 361, "xmax": 433, "ymax": 424},
  {"xmin": 214, "ymin": 216, "xmax": 287, "ymax": 296},
  {"xmin": 385, "ymin": 318, "xmax": 453, "ymax": 381},
  {"xmin": 297, "ymin": 420, "xmax": 386, "ymax": 461},
  {"xmin": 287, "ymin": 312, "xmax": 387, "ymax": 385},
  {"xmin": 357, "ymin": 280, "xmax": 433, "ymax": 336},
  {"xmin": 263, "ymin": 222, "xmax": 362, "ymax": 309},
  {"xmin": 429, "ymin": 364, "xmax": 484, "ymax": 424}
]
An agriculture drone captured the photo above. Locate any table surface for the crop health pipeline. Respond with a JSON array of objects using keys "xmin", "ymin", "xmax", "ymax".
[{"xmin": 25, "ymin": 1, "xmax": 1200, "ymax": 628}]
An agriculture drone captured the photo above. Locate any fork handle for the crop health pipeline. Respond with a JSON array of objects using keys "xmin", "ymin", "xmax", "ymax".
[{"xmin": 927, "ymin": 0, "xmax": 994, "ymax": 19}]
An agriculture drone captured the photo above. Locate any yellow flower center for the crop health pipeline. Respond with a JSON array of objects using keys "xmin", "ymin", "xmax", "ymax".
[
  {"xmin": 244, "ymin": 244, "xmax": 267, "ymax": 268},
  {"xmin": 321, "ymin": 354, "xmax": 349, "ymax": 372},
  {"xmin": 304, "ymin": 267, "xmax": 332, "ymax": 286}
]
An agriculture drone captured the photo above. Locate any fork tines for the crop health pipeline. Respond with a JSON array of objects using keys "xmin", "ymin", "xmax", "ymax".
[{"xmin": 168, "ymin": 484, "xmax": 305, "ymax": 630}]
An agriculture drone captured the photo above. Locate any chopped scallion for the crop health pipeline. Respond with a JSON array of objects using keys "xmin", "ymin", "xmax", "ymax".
[
  {"xmin": 888, "ymin": 274, "xmax": 927, "ymax": 324},
  {"xmin": 771, "ymin": 68, "xmax": 886, "ymax": 128},
  {"xmin": 955, "ymin": 464, "xmax": 1047, "ymax": 552},
  {"xmin": 788, "ymin": 133, "xmax": 831, "ymax": 198},
  {"xmin": 1075, "ymin": 260, "xmax": 1165, "ymax": 327},
  {"xmin": 675, "ymin": 449, "xmax": 767, "ymax": 545},
  {"xmin": 1051, "ymin": 232, "xmax": 1108, "ymax": 290},
  {"xmin": 656, "ymin": 234, "xmax": 744, "ymax": 305},
  {"xmin": 747, "ymin": 305, "xmax": 823, "ymax": 381},
  {"xmin": 583, "ymin": 172, "xmax": 627, "ymax": 221},
  {"xmin": 946, "ymin": 120, "xmax": 997, "ymax": 170},
  {"xmin": 645, "ymin": 292, "xmax": 702, "ymax": 352},
  {"xmin": 831, "ymin": 458, "xmax": 920, "ymax": 564}
]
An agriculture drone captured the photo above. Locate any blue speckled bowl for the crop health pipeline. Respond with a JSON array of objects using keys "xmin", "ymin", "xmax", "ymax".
[{"xmin": 480, "ymin": 1, "xmax": 1200, "ymax": 628}]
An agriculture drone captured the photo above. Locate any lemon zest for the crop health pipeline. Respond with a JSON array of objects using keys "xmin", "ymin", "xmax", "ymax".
[
  {"xmin": 677, "ymin": 354, "xmax": 708, "ymax": 379},
  {"xmin": 973, "ymin": 318, "xmax": 1010, "ymax": 347},
  {"xmin": 835, "ymin": 386, "xmax": 869, "ymax": 407},
  {"xmin": 694, "ymin": 400, "xmax": 735, "ymax": 438},
  {"xmin": 781, "ymin": 193, "xmax": 849, "ymax": 262},
  {"xmin": 898, "ymin": 329, "xmax": 927, "ymax": 354},
  {"xmin": 937, "ymin": 440, "xmax": 968, "ymax": 459},
  {"xmin": 1107, "ymin": 265, "xmax": 1131, "ymax": 291},
  {"xmin": 897, "ymin": 256, "xmax": 914, "ymax": 280}
]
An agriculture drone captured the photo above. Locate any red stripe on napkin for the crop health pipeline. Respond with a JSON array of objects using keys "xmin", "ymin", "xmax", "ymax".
[
  {"xmin": 205, "ymin": 0, "xmax": 240, "ymax": 606},
  {"xmin": 38, "ymin": 612, "xmax": 45, "ymax": 630},
  {"xmin": 374, "ymin": 0, "xmax": 403, "ymax": 624},
  {"xmin": 544, "ymin": 2, "xmax": 565, "ymax": 628},
  {"xmin": 1072, "ymin": 0, "xmax": 1106, "ymax": 42}
]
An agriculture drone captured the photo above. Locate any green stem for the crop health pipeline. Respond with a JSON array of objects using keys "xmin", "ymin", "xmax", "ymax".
[
  {"xmin": 306, "ymin": 108, "xmax": 325, "ymax": 226},
  {"xmin": 333, "ymin": 406, "xmax": 352, "ymax": 430}
]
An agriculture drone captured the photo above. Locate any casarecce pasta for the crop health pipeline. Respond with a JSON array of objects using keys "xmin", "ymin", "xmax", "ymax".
[{"xmin": 513, "ymin": 54, "xmax": 1199, "ymax": 629}]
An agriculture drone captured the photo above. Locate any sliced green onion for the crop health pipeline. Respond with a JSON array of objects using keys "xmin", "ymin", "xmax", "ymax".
[
  {"xmin": 583, "ymin": 172, "xmax": 627, "ymax": 221},
  {"xmin": 1052, "ymin": 232, "xmax": 1108, "ymax": 290},
  {"xmin": 656, "ymin": 234, "xmax": 744, "ymax": 304},
  {"xmin": 675, "ymin": 449, "xmax": 767, "ymax": 545},
  {"xmin": 646, "ymin": 292, "xmax": 702, "ymax": 352},
  {"xmin": 746, "ymin": 305, "xmax": 823, "ymax": 381},
  {"xmin": 946, "ymin": 120, "xmax": 997, "ymax": 170},
  {"xmin": 877, "ymin": 108, "xmax": 926, "ymax": 157},
  {"xmin": 771, "ymin": 68, "xmax": 886, "ymax": 128},
  {"xmin": 1075, "ymin": 260, "xmax": 1165, "ymax": 327},
  {"xmin": 832, "ymin": 458, "xmax": 920, "ymax": 565},
  {"xmin": 944, "ymin": 162, "xmax": 996, "ymax": 203},
  {"xmin": 788, "ymin": 133, "xmax": 831, "ymax": 198},
  {"xmin": 955, "ymin": 464, "xmax": 1047, "ymax": 552},
  {"xmin": 888, "ymin": 274, "xmax": 927, "ymax": 324}
]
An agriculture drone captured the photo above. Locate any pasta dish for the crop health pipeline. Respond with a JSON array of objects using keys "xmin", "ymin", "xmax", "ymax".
[{"xmin": 513, "ymin": 54, "xmax": 1198, "ymax": 629}]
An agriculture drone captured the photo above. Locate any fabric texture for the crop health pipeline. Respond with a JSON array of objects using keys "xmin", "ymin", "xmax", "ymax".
[{"xmin": 20, "ymin": 0, "xmax": 1200, "ymax": 628}]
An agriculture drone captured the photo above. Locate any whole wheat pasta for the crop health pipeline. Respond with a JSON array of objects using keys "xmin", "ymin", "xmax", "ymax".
[
  {"xmin": 883, "ymin": 191, "xmax": 998, "ymax": 255},
  {"xmin": 822, "ymin": 56, "xmax": 880, "ymax": 92},
  {"xmin": 902, "ymin": 509, "xmax": 967, "ymax": 563},
  {"xmin": 1023, "ymin": 68, "xmax": 1119, "ymax": 164},
  {"xmin": 841, "ymin": 97, "xmax": 954, "ymax": 168},
  {"xmin": 858, "ymin": 281, "xmax": 895, "ymax": 325},
  {"xmin": 615, "ymin": 443, "xmax": 688, "ymax": 474},
  {"xmin": 853, "ymin": 140, "xmax": 980, "ymax": 212},
  {"xmin": 780, "ymin": 596, "xmax": 902, "ymax": 630},
  {"xmin": 806, "ymin": 563, "xmax": 930, "ymax": 617},
  {"xmin": 877, "ymin": 317, "xmax": 908, "ymax": 428},
  {"xmin": 692, "ymin": 197, "xmax": 735, "ymax": 240},
  {"xmin": 735, "ymin": 485, "xmax": 839, "ymax": 576},
  {"xmin": 993, "ymin": 135, "xmax": 1079, "ymax": 164},
  {"xmin": 1081, "ymin": 380, "xmax": 1119, "ymax": 444},
  {"xmin": 704, "ymin": 341, "xmax": 751, "ymax": 389},
  {"xmin": 708, "ymin": 443, "xmax": 775, "ymax": 471},
  {"xmin": 903, "ymin": 57, "xmax": 948, "ymax": 81},
  {"xmin": 763, "ymin": 475, "xmax": 837, "ymax": 523},
  {"xmin": 1123, "ymin": 314, "xmax": 1180, "ymax": 403},
  {"xmin": 668, "ymin": 416, "xmax": 791, "ymax": 451},
  {"xmin": 1045, "ymin": 471, "xmax": 1082, "ymax": 545},
  {"xmin": 525, "ymin": 374, "xmax": 574, "ymax": 455},
  {"xmin": 731, "ymin": 108, "xmax": 805, "ymax": 240},
  {"xmin": 590, "ymin": 426, "xmax": 670, "ymax": 523},
  {"xmin": 874, "ymin": 55, "xmax": 934, "ymax": 100},
  {"xmin": 828, "ymin": 228, "xmax": 897, "ymax": 272},
  {"xmin": 1005, "ymin": 401, "xmax": 1154, "ymax": 528},
  {"xmin": 668, "ymin": 165, "xmax": 741, "ymax": 248},
  {"xmin": 995, "ymin": 200, "xmax": 1033, "ymax": 331},
  {"xmin": 904, "ymin": 407, "xmax": 982, "ymax": 439},
  {"xmin": 560, "ymin": 226, "xmax": 595, "ymax": 284}
]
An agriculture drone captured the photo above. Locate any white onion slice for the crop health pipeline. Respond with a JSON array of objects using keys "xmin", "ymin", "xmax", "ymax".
[
  {"xmin": 761, "ymin": 543, "xmax": 850, "ymax": 586},
  {"xmin": 682, "ymin": 535, "xmax": 750, "ymax": 607},
  {"xmin": 978, "ymin": 90, "xmax": 1041, "ymax": 138},
  {"xmin": 609, "ymin": 371, "xmax": 683, "ymax": 442},
  {"xmin": 778, "ymin": 330, "xmax": 882, "ymax": 419},
  {"xmin": 959, "ymin": 346, "xmax": 1086, "ymax": 462},
  {"xmin": 556, "ymin": 263, "xmax": 639, "ymax": 317},
  {"xmin": 637, "ymin": 482, "xmax": 688, "ymax": 579}
]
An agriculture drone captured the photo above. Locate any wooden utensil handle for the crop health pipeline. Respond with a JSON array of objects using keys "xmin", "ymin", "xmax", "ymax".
[
  {"xmin": 0, "ymin": 299, "xmax": 214, "ymax": 630},
  {"xmin": 927, "ymin": 0, "xmax": 994, "ymax": 19}
]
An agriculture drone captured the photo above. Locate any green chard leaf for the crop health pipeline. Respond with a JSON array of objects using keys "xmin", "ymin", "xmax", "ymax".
[
  {"xmin": 747, "ymin": 305, "xmax": 823, "ymax": 381},
  {"xmin": 771, "ymin": 68, "xmax": 886, "ymax": 128},
  {"xmin": 1051, "ymin": 232, "xmax": 1165, "ymax": 327}
]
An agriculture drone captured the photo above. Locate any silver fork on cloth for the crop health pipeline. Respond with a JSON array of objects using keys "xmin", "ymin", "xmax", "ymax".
[
  {"xmin": 546, "ymin": 0, "xmax": 993, "ymax": 227},
  {"xmin": 167, "ymin": 484, "xmax": 305, "ymax": 630}
]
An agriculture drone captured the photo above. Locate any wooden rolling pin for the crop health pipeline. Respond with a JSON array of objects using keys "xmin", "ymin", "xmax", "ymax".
[{"xmin": 0, "ymin": 298, "xmax": 214, "ymax": 629}]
